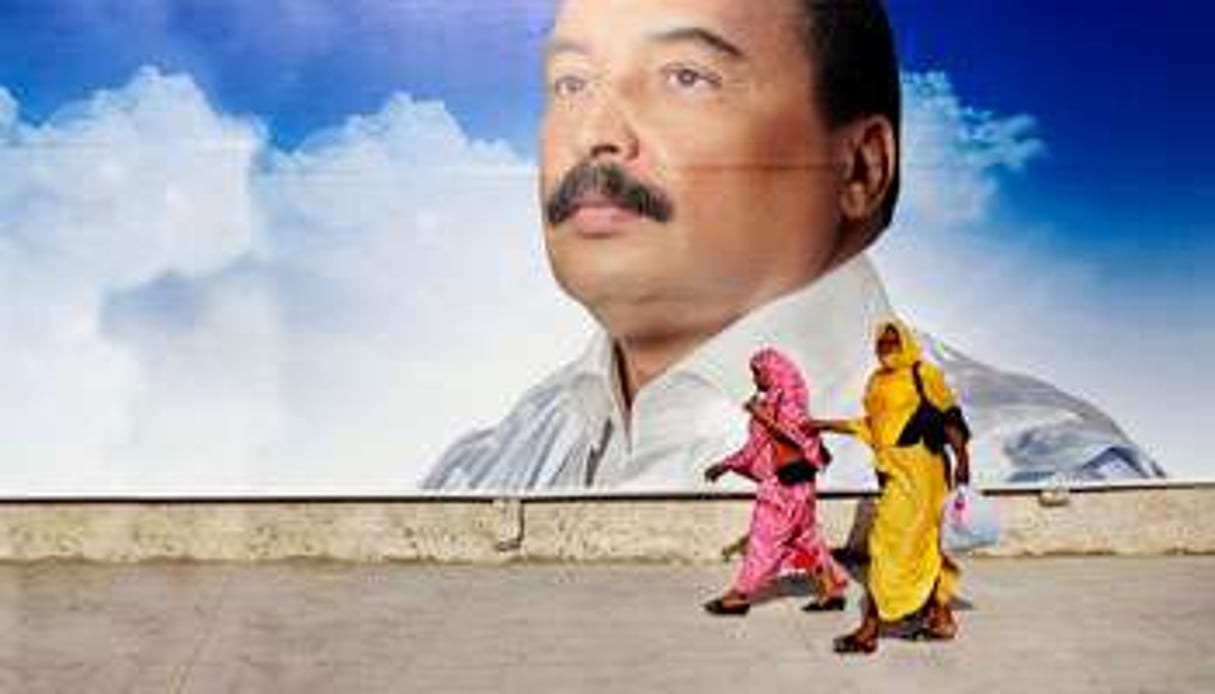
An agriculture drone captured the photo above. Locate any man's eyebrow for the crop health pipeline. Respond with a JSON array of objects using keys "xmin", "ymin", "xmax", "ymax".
[
  {"xmin": 649, "ymin": 26, "xmax": 746, "ymax": 60},
  {"xmin": 545, "ymin": 37, "xmax": 589, "ymax": 60}
]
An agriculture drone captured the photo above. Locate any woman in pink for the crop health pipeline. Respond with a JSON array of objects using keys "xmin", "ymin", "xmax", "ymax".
[{"xmin": 703, "ymin": 348, "xmax": 849, "ymax": 615}]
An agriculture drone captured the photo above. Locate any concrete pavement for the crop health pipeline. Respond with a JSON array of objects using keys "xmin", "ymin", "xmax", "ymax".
[{"xmin": 1, "ymin": 557, "xmax": 1212, "ymax": 693}]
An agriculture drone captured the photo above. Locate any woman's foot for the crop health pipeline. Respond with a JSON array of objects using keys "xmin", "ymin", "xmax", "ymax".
[
  {"xmin": 918, "ymin": 602, "xmax": 957, "ymax": 640},
  {"xmin": 802, "ymin": 594, "xmax": 847, "ymax": 612},
  {"xmin": 703, "ymin": 593, "xmax": 751, "ymax": 616},
  {"xmin": 833, "ymin": 628, "xmax": 878, "ymax": 655}
]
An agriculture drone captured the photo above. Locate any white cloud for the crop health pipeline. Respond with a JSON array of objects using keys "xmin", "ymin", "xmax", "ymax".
[
  {"xmin": 895, "ymin": 72, "xmax": 1044, "ymax": 228},
  {"xmin": 0, "ymin": 67, "xmax": 260, "ymax": 287},
  {"xmin": 0, "ymin": 68, "xmax": 588, "ymax": 494},
  {"xmin": 0, "ymin": 68, "xmax": 266, "ymax": 493},
  {"xmin": 876, "ymin": 71, "xmax": 1056, "ymax": 362},
  {"xmin": 253, "ymin": 92, "xmax": 589, "ymax": 490}
]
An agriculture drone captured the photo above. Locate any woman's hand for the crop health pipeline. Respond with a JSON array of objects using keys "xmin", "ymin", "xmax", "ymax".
[
  {"xmin": 803, "ymin": 418, "xmax": 847, "ymax": 435},
  {"xmin": 954, "ymin": 457, "xmax": 971, "ymax": 487},
  {"xmin": 704, "ymin": 463, "xmax": 728, "ymax": 483},
  {"xmin": 946, "ymin": 423, "xmax": 971, "ymax": 487}
]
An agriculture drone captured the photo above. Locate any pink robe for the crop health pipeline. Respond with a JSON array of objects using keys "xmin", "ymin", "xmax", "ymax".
[{"xmin": 719, "ymin": 349, "xmax": 848, "ymax": 597}]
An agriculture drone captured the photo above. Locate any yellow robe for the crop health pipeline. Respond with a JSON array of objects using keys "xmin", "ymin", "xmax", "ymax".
[{"xmin": 847, "ymin": 321, "xmax": 960, "ymax": 622}]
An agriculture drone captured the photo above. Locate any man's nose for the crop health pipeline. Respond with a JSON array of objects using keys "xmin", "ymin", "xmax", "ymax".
[{"xmin": 576, "ymin": 92, "xmax": 640, "ymax": 163}]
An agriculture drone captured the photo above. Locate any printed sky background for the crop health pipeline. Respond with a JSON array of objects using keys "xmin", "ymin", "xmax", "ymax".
[{"xmin": 0, "ymin": 0, "xmax": 1211, "ymax": 493}]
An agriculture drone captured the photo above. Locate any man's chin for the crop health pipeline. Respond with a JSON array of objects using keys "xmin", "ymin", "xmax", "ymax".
[
  {"xmin": 555, "ymin": 273, "xmax": 724, "ymax": 344},
  {"xmin": 552, "ymin": 260, "xmax": 663, "ymax": 307}
]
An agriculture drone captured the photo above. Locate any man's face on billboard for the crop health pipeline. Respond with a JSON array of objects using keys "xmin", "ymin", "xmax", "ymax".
[{"xmin": 541, "ymin": 0, "xmax": 845, "ymax": 345}]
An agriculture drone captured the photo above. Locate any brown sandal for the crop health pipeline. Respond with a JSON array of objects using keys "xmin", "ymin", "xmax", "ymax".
[
  {"xmin": 915, "ymin": 621, "xmax": 957, "ymax": 641},
  {"xmin": 703, "ymin": 597, "xmax": 751, "ymax": 616},
  {"xmin": 802, "ymin": 595, "xmax": 847, "ymax": 612},
  {"xmin": 918, "ymin": 604, "xmax": 957, "ymax": 640},
  {"xmin": 833, "ymin": 631, "xmax": 877, "ymax": 655}
]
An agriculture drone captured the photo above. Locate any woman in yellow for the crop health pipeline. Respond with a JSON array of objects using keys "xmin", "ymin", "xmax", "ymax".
[{"xmin": 809, "ymin": 320, "xmax": 971, "ymax": 655}]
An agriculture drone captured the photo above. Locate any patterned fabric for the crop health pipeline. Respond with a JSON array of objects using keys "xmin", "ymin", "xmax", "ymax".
[
  {"xmin": 745, "ymin": 347, "xmax": 830, "ymax": 471},
  {"xmin": 720, "ymin": 348, "xmax": 846, "ymax": 596}
]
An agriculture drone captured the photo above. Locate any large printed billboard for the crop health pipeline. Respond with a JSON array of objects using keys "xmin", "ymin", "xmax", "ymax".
[{"xmin": 0, "ymin": 1, "xmax": 1210, "ymax": 495}]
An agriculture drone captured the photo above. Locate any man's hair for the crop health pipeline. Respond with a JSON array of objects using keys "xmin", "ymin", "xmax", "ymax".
[{"xmin": 799, "ymin": 0, "xmax": 901, "ymax": 230}]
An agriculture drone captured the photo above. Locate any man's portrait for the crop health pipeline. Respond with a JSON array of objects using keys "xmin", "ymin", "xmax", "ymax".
[
  {"xmin": 424, "ymin": 0, "xmax": 1167, "ymax": 491},
  {"xmin": 0, "ymin": 0, "xmax": 1209, "ymax": 495}
]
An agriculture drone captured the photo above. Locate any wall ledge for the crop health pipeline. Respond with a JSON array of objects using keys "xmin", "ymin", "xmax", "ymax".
[{"xmin": 1, "ymin": 484, "xmax": 1211, "ymax": 562}]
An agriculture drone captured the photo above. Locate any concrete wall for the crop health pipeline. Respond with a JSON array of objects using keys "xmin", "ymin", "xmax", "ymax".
[{"xmin": 0, "ymin": 483, "xmax": 1212, "ymax": 562}]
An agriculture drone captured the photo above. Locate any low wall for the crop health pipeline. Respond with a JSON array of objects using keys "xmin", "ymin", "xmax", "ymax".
[{"xmin": 0, "ymin": 483, "xmax": 1211, "ymax": 562}]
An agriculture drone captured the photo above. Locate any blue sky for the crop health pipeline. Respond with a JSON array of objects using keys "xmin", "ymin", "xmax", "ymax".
[
  {"xmin": 0, "ymin": 0, "xmax": 551, "ymax": 151},
  {"xmin": 0, "ymin": 0, "xmax": 1211, "ymax": 489},
  {"xmin": 889, "ymin": 0, "xmax": 1215, "ymax": 271}
]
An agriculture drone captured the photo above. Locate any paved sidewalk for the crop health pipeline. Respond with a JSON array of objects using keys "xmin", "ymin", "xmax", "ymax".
[{"xmin": 0, "ymin": 557, "xmax": 1211, "ymax": 693}]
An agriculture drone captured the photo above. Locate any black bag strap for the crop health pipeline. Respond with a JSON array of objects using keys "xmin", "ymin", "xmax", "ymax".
[
  {"xmin": 912, "ymin": 361, "xmax": 928, "ymax": 402},
  {"xmin": 913, "ymin": 361, "xmax": 971, "ymax": 445}
]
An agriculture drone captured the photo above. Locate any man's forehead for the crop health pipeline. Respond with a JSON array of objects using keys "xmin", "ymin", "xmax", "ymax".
[{"xmin": 548, "ymin": 0, "xmax": 802, "ymax": 57}]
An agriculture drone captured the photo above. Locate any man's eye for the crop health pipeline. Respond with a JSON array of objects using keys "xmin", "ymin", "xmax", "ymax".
[
  {"xmin": 551, "ymin": 74, "xmax": 589, "ymax": 98},
  {"xmin": 662, "ymin": 65, "xmax": 722, "ymax": 93}
]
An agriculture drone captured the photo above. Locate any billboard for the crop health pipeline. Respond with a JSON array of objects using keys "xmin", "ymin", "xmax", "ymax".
[{"xmin": 0, "ymin": 0, "xmax": 1210, "ymax": 496}]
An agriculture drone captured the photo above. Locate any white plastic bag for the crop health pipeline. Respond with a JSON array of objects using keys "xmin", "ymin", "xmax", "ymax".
[{"xmin": 940, "ymin": 485, "xmax": 1000, "ymax": 554}]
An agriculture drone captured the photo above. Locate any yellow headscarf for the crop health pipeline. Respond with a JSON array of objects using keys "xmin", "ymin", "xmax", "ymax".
[
  {"xmin": 876, "ymin": 319, "xmax": 921, "ymax": 371},
  {"xmin": 856, "ymin": 319, "xmax": 958, "ymax": 449}
]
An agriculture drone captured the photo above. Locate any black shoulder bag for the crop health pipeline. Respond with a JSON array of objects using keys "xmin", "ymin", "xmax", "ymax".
[{"xmin": 896, "ymin": 362, "xmax": 970, "ymax": 457}]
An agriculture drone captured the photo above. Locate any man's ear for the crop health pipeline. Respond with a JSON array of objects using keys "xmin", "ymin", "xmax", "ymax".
[{"xmin": 836, "ymin": 115, "xmax": 897, "ymax": 226}]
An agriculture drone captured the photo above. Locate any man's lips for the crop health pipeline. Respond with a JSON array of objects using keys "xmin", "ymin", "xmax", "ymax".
[{"xmin": 567, "ymin": 196, "xmax": 643, "ymax": 237}]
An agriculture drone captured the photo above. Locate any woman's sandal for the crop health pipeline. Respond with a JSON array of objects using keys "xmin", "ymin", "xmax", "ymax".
[
  {"xmin": 802, "ymin": 595, "xmax": 847, "ymax": 612},
  {"xmin": 833, "ymin": 631, "xmax": 878, "ymax": 655},
  {"xmin": 913, "ymin": 622, "xmax": 957, "ymax": 641},
  {"xmin": 703, "ymin": 597, "xmax": 751, "ymax": 616},
  {"xmin": 915, "ymin": 605, "xmax": 958, "ymax": 640}
]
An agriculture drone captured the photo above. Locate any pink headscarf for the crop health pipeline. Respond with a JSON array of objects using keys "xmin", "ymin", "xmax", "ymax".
[{"xmin": 750, "ymin": 347, "xmax": 812, "ymax": 443}]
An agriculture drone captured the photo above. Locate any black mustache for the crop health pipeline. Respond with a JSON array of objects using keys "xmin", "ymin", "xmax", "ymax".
[{"xmin": 545, "ymin": 161, "xmax": 674, "ymax": 226}]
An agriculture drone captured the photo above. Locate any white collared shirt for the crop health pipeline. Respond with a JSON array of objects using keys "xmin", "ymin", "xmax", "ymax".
[
  {"xmin": 427, "ymin": 255, "xmax": 895, "ymax": 491},
  {"xmin": 423, "ymin": 254, "xmax": 1162, "ymax": 492}
]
